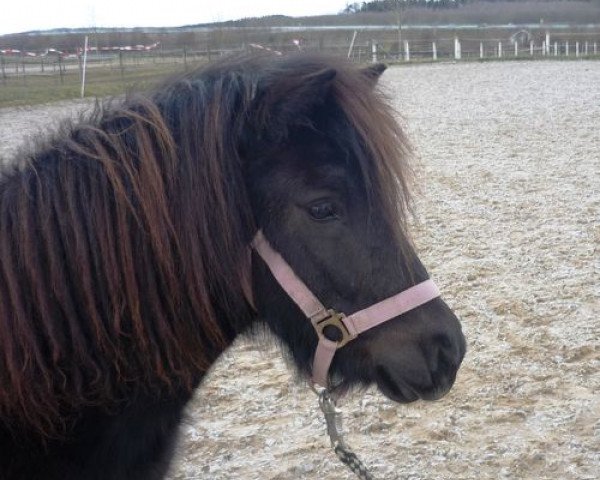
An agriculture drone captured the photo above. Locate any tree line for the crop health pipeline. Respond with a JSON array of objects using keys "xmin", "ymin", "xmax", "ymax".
[
  {"xmin": 343, "ymin": 0, "xmax": 598, "ymax": 14},
  {"xmin": 344, "ymin": 0, "xmax": 465, "ymax": 12}
]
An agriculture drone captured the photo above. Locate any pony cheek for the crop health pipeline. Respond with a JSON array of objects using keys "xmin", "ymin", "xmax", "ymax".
[{"xmin": 251, "ymin": 259, "xmax": 319, "ymax": 373}]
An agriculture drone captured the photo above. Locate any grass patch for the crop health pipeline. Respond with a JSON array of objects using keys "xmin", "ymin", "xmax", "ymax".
[{"xmin": 0, "ymin": 63, "xmax": 198, "ymax": 108}]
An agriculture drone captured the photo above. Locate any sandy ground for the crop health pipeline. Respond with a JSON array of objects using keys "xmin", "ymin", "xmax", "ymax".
[{"xmin": 0, "ymin": 61, "xmax": 598, "ymax": 480}]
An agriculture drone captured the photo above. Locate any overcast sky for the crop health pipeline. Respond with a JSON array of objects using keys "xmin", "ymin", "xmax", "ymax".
[{"xmin": 1, "ymin": 0, "xmax": 350, "ymax": 36}]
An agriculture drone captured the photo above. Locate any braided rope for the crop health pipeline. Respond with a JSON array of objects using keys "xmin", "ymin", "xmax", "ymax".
[
  {"xmin": 317, "ymin": 388, "xmax": 376, "ymax": 480},
  {"xmin": 333, "ymin": 442, "xmax": 374, "ymax": 480}
]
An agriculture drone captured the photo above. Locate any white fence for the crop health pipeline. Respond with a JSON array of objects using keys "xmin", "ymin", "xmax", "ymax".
[
  {"xmin": 1, "ymin": 35, "xmax": 599, "ymax": 87},
  {"xmin": 361, "ymin": 36, "xmax": 599, "ymax": 63}
]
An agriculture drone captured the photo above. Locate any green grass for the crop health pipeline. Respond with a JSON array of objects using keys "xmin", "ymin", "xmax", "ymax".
[{"xmin": 0, "ymin": 63, "xmax": 194, "ymax": 108}]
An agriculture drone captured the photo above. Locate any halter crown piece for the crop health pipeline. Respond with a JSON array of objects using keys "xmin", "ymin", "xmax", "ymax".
[{"xmin": 252, "ymin": 230, "xmax": 441, "ymax": 388}]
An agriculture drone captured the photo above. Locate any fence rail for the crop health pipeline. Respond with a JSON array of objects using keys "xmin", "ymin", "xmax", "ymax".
[
  {"xmin": 0, "ymin": 49, "xmax": 221, "ymax": 84},
  {"xmin": 1, "ymin": 35, "xmax": 599, "ymax": 107},
  {"xmin": 358, "ymin": 37, "xmax": 600, "ymax": 63},
  {"xmin": 1, "ymin": 37, "xmax": 599, "ymax": 83}
]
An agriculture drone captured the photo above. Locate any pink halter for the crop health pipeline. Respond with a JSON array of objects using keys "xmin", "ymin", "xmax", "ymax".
[{"xmin": 252, "ymin": 231, "xmax": 441, "ymax": 388}]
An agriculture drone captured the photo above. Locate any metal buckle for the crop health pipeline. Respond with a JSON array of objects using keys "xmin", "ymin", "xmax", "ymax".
[{"xmin": 312, "ymin": 309, "xmax": 356, "ymax": 348}]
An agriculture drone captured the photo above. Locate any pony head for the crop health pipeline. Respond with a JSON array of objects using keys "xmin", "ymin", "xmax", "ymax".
[{"xmin": 240, "ymin": 55, "xmax": 466, "ymax": 401}]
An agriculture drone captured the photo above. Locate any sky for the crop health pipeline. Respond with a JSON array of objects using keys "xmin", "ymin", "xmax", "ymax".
[{"xmin": 1, "ymin": 0, "xmax": 350, "ymax": 36}]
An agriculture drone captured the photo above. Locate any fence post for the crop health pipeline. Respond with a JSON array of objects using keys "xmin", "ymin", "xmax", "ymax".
[
  {"xmin": 371, "ymin": 41, "xmax": 377, "ymax": 63},
  {"xmin": 480, "ymin": 42, "xmax": 484, "ymax": 59},
  {"xmin": 530, "ymin": 41, "xmax": 534, "ymax": 56},
  {"xmin": 454, "ymin": 37, "xmax": 461, "ymax": 60},
  {"xmin": 514, "ymin": 42, "xmax": 518, "ymax": 57},
  {"xmin": 432, "ymin": 41, "xmax": 437, "ymax": 61},
  {"xmin": 595, "ymin": 42, "xmax": 598, "ymax": 55},
  {"xmin": 565, "ymin": 41, "xmax": 569, "ymax": 56},
  {"xmin": 404, "ymin": 40, "xmax": 410, "ymax": 62},
  {"xmin": 545, "ymin": 32, "xmax": 550, "ymax": 55},
  {"xmin": 575, "ymin": 42, "xmax": 579, "ymax": 57},
  {"xmin": 542, "ymin": 41, "xmax": 546, "ymax": 56},
  {"xmin": 119, "ymin": 50, "xmax": 124, "ymax": 78},
  {"xmin": 80, "ymin": 35, "xmax": 88, "ymax": 99},
  {"xmin": 584, "ymin": 41, "xmax": 589, "ymax": 56},
  {"xmin": 554, "ymin": 42, "xmax": 558, "ymax": 56},
  {"xmin": 498, "ymin": 42, "xmax": 502, "ymax": 58},
  {"xmin": 0, "ymin": 56, "xmax": 6, "ymax": 85},
  {"xmin": 347, "ymin": 30, "xmax": 358, "ymax": 59},
  {"xmin": 57, "ymin": 56, "xmax": 64, "ymax": 84}
]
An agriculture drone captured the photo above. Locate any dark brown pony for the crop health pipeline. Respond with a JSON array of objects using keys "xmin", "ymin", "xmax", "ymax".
[{"xmin": 0, "ymin": 54, "xmax": 465, "ymax": 479}]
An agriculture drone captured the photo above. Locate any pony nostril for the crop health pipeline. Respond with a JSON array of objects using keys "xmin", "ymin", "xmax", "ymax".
[
  {"xmin": 423, "ymin": 333, "xmax": 460, "ymax": 379},
  {"xmin": 435, "ymin": 348, "xmax": 452, "ymax": 377},
  {"xmin": 434, "ymin": 333, "xmax": 453, "ymax": 350},
  {"xmin": 433, "ymin": 333, "xmax": 462, "ymax": 366}
]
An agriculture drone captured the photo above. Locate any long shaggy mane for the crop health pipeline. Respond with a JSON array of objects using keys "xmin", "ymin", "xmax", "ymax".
[{"xmin": 0, "ymin": 53, "xmax": 412, "ymax": 438}]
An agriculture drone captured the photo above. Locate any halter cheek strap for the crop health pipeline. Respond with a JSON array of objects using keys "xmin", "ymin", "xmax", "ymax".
[{"xmin": 252, "ymin": 230, "xmax": 440, "ymax": 388}]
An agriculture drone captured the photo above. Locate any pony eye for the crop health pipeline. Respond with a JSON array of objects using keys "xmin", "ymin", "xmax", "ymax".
[{"xmin": 308, "ymin": 202, "xmax": 337, "ymax": 221}]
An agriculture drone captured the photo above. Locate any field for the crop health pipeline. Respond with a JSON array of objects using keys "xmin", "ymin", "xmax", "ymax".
[
  {"xmin": 0, "ymin": 61, "xmax": 598, "ymax": 479},
  {"xmin": 0, "ymin": 58, "xmax": 191, "ymax": 107}
]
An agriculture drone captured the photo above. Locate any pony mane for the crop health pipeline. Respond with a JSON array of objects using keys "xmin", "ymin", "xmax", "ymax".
[
  {"xmin": 326, "ymin": 57, "xmax": 413, "ymax": 240},
  {"xmin": 0, "ymin": 53, "xmax": 412, "ymax": 437}
]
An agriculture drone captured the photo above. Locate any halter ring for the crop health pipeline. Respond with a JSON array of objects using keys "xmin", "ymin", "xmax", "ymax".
[{"xmin": 311, "ymin": 309, "xmax": 356, "ymax": 348}]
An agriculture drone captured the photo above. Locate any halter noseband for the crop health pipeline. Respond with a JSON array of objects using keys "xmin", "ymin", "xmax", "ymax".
[{"xmin": 252, "ymin": 230, "xmax": 440, "ymax": 388}]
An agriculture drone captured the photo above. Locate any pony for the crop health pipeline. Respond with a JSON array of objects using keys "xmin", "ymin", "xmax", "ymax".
[{"xmin": 0, "ymin": 53, "xmax": 465, "ymax": 479}]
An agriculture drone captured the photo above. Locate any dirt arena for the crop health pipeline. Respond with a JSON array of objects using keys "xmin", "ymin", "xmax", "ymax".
[{"xmin": 0, "ymin": 60, "xmax": 598, "ymax": 480}]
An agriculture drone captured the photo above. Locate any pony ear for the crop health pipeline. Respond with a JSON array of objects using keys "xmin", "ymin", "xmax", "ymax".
[
  {"xmin": 362, "ymin": 63, "xmax": 387, "ymax": 85},
  {"xmin": 254, "ymin": 68, "xmax": 337, "ymax": 135}
]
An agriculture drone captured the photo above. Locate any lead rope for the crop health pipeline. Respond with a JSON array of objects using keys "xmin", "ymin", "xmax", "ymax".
[{"xmin": 317, "ymin": 388, "xmax": 375, "ymax": 480}]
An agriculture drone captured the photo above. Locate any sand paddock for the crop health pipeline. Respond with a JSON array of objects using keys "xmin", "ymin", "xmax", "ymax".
[{"xmin": 0, "ymin": 60, "xmax": 598, "ymax": 479}]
